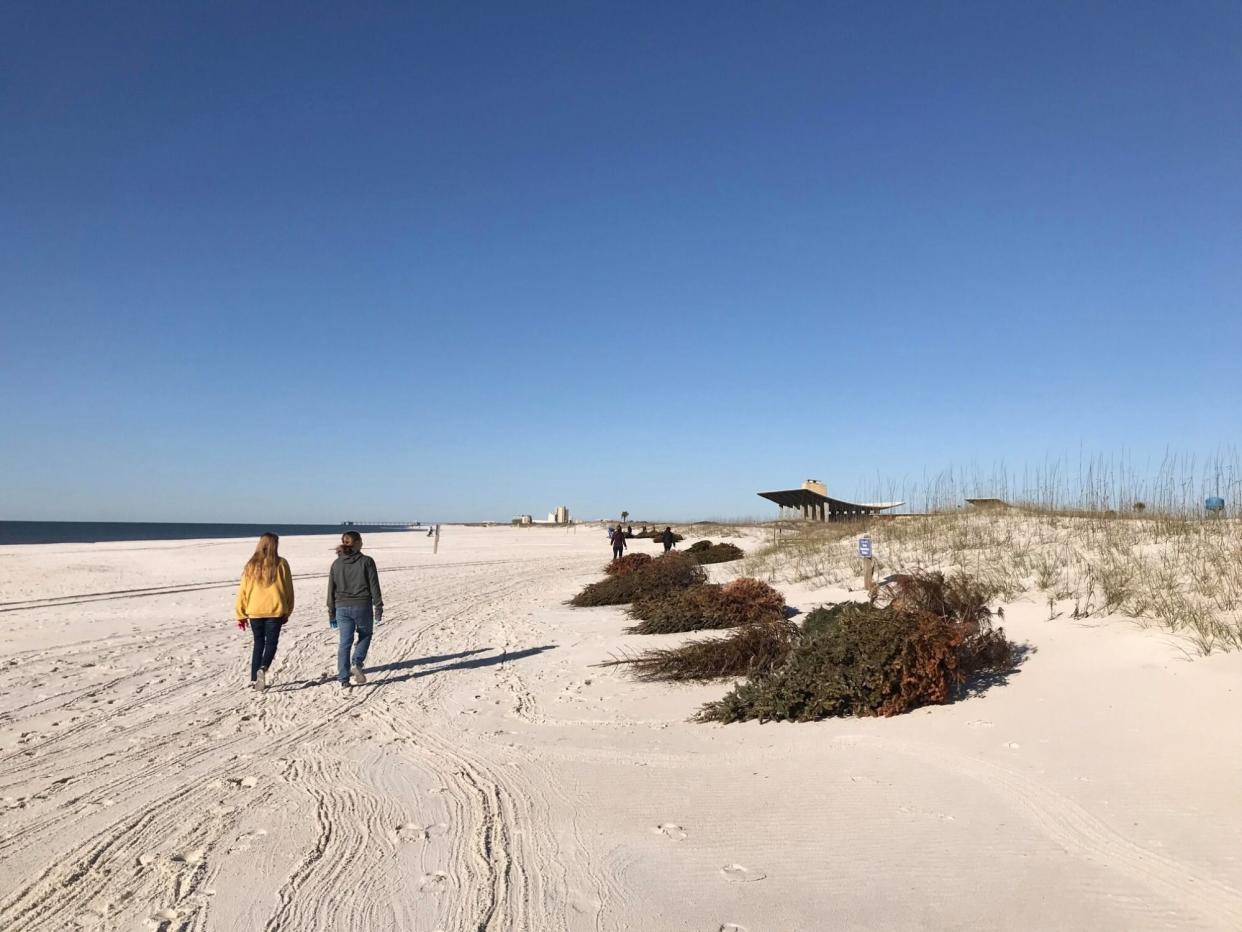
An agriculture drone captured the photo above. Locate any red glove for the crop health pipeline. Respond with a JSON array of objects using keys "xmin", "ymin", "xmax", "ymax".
[{"xmin": 237, "ymin": 618, "xmax": 249, "ymax": 631}]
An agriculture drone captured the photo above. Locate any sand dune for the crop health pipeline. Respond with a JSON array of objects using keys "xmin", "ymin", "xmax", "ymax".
[{"xmin": 1, "ymin": 526, "xmax": 1240, "ymax": 930}]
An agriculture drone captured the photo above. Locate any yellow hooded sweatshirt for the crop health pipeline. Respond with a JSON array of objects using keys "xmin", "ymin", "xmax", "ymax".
[{"xmin": 235, "ymin": 558, "xmax": 295, "ymax": 619}]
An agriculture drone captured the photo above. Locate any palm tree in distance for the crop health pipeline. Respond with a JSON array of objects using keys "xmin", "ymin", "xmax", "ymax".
[{"xmin": 621, "ymin": 510, "xmax": 629, "ymax": 525}]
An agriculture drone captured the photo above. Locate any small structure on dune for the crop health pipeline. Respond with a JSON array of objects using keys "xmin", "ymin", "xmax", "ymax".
[{"xmin": 758, "ymin": 479, "xmax": 903, "ymax": 522}]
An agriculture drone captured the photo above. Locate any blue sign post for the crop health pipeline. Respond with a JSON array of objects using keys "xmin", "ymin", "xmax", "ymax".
[
  {"xmin": 1205, "ymin": 497, "xmax": 1225, "ymax": 515},
  {"xmin": 858, "ymin": 536, "xmax": 874, "ymax": 591}
]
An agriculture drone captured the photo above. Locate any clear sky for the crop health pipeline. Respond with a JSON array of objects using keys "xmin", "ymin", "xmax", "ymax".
[{"xmin": 3, "ymin": 2, "xmax": 1240, "ymax": 522}]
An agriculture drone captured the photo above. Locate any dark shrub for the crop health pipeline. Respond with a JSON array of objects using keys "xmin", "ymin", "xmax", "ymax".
[
  {"xmin": 874, "ymin": 571, "xmax": 997, "ymax": 628},
  {"xmin": 628, "ymin": 585, "xmax": 726, "ymax": 634},
  {"xmin": 716, "ymin": 578, "xmax": 785, "ymax": 624},
  {"xmin": 697, "ymin": 598, "xmax": 1015, "ymax": 723},
  {"xmin": 634, "ymin": 529, "xmax": 685, "ymax": 544},
  {"xmin": 605, "ymin": 553, "xmax": 653, "ymax": 576},
  {"xmin": 602, "ymin": 620, "xmax": 799, "ymax": 681},
  {"xmin": 687, "ymin": 540, "xmax": 713, "ymax": 554},
  {"xmin": 800, "ymin": 602, "xmax": 851, "ymax": 639},
  {"xmin": 571, "ymin": 552, "xmax": 707, "ymax": 607},
  {"xmin": 692, "ymin": 543, "xmax": 745, "ymax": 565},
  {"xmin": 627, "ymin": 577, "xmax": 785, "ymax": 634}
]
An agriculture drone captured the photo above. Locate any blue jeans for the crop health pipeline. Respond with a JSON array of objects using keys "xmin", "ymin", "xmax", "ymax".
[
  {"xmin": 249, "ymin": 618, "xmax": 283, "ymax": 681},
  {"xmin": 335, "ymin": 604, "xmax": 374, "ymax": 683}
]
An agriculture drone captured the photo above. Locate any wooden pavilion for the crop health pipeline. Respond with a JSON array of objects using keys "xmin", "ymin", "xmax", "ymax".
[{"xmin": 757, "ymin": 479, "xmax": 903, "ymax": 522}]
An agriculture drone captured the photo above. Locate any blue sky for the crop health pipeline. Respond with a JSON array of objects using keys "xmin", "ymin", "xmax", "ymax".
[{"xmin": 3, "ymin": 2, "xmax": 1240, "ymax": 522}]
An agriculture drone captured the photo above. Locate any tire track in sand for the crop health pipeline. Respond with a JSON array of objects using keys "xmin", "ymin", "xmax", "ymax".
[{"xmin": 837, "ymin": 734, "xmax": 1242, "ymax": 929}]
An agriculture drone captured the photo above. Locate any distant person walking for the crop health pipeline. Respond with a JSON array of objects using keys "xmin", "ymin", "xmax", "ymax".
[
  {"xmin": 610, "ymin": 525, "xmax": 627, "ymax": 561},
  {"xmin": 234, "ymin": 533, "xmax": 294, "ymax": 691},
  {"xmin": 328, "ymin": 531, "xmax": 384, "ymax": 691},
  {"xmin": 661, "ymin": 527, "xmax": 676, "ymax": 553}
]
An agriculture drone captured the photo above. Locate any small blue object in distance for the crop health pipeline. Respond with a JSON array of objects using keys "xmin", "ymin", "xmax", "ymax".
[{"xmin": 1205, "ymin": 497, "xmax": 1225, "ymax": 512}]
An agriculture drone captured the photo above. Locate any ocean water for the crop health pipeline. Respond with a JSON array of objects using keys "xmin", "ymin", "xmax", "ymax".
[{"xmin": 0, "ymin": 522, "xmax": 421, "ymax": 546}]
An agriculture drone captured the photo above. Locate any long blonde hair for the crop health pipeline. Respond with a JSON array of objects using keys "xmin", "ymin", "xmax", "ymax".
[{"xmin": 243, "ymin": 533, "xmax": 281, "ymax": 585}]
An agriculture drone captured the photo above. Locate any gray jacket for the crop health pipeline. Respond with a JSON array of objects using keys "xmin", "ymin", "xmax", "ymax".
[{"xmin": 327, "ymin": 551, "xmax": 383, "ymax": 613}]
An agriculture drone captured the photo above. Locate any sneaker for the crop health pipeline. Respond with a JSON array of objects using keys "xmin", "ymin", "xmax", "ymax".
[
  {"xmin": 255, "ymin": 668, "xmax": 267, "ymax": 691},
  {"xmin": 350, "ymin": 665, "xmax": 367, "ymax": 686},
  {"xmin": 340, "ymin": 681, "xmax": 351, "ymax": 693}
]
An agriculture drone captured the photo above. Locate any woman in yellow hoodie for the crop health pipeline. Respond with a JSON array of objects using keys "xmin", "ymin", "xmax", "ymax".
[{"xmin": 234, "ymin": 533, "xmax": 294, "ymax": 690}]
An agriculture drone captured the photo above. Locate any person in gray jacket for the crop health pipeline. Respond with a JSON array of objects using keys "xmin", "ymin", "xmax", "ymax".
[{"xmin": 327, "ymin": 531, "xmax": 384, "ymax": 690}]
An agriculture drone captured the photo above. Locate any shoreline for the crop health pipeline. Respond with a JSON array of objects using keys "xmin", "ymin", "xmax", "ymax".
[{"xmin": 0, "ymin": 521, "xmax": 431, "ymax": 547}]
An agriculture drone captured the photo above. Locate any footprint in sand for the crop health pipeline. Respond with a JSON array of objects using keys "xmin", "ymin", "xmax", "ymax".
[
  {"xmin": 653, "ymin": 823, "xmax": 687, "ymax": 841},
  {"xmin": 229, "ymin": 829, "xmax": 267, "ymax": 853},
  {"xmin": 149, "ymin": 907, "xmax": 180, "ymax": 922},
  {"xmin": 418, "ymin": 871, "xmax": 450, "ymax": 892},
  {"xmin": 396, "ymin": 823, "xmax": 429, "ymax": 842},
  {"xmin": 75, "ymin": 909, "xmax": 107, "ymax": 927},
  {"xmin": 172, "ymin": 848, "xmax": 205, "ymax": 865},
  {"xmin": 720, "ymin": 864, "xmax": 766, "ymax": 883}
]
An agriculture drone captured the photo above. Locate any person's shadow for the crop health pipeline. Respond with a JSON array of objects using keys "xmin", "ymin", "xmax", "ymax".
[
  {"xmin": 274, "ymin": 645, "xmax": 557, "ymax": 692},
  {"xmin": 368, "ymin": 648, "xmax": 491, "ymax": 674},
  {"xmin": 369, "ymin": 645, "xmax": 556, "ymax": 687}
]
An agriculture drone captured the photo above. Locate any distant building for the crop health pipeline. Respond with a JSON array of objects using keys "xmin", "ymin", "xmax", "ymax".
[
  {"xmin": 517, "ymin": 506, "xmax": 571, "ymax": 526},
  {"xmin": 757, "ymin": 479, "xmax": 903, "ymax": 522}
]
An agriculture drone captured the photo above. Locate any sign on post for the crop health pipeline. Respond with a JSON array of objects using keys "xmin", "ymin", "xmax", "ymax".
[{"xmin": 858, "ymin": 536, "xmax": 875, "ymax": 592}]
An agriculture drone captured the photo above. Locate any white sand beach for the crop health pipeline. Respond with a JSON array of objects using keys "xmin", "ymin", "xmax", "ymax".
[{"xmin": 2, "ymin": 526, "xmax": 1241, "ymax": 931}]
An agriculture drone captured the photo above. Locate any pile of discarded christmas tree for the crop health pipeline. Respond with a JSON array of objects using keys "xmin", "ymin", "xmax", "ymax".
[{"xmin": 570, "ymin": 556, "xmax": 1018, "ymax": 722}]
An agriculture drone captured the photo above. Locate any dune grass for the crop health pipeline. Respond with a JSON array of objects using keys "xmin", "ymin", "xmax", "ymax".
[{"xmin": 744, "ymin": 510, "xmax": 1242, "ymax": 654}]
